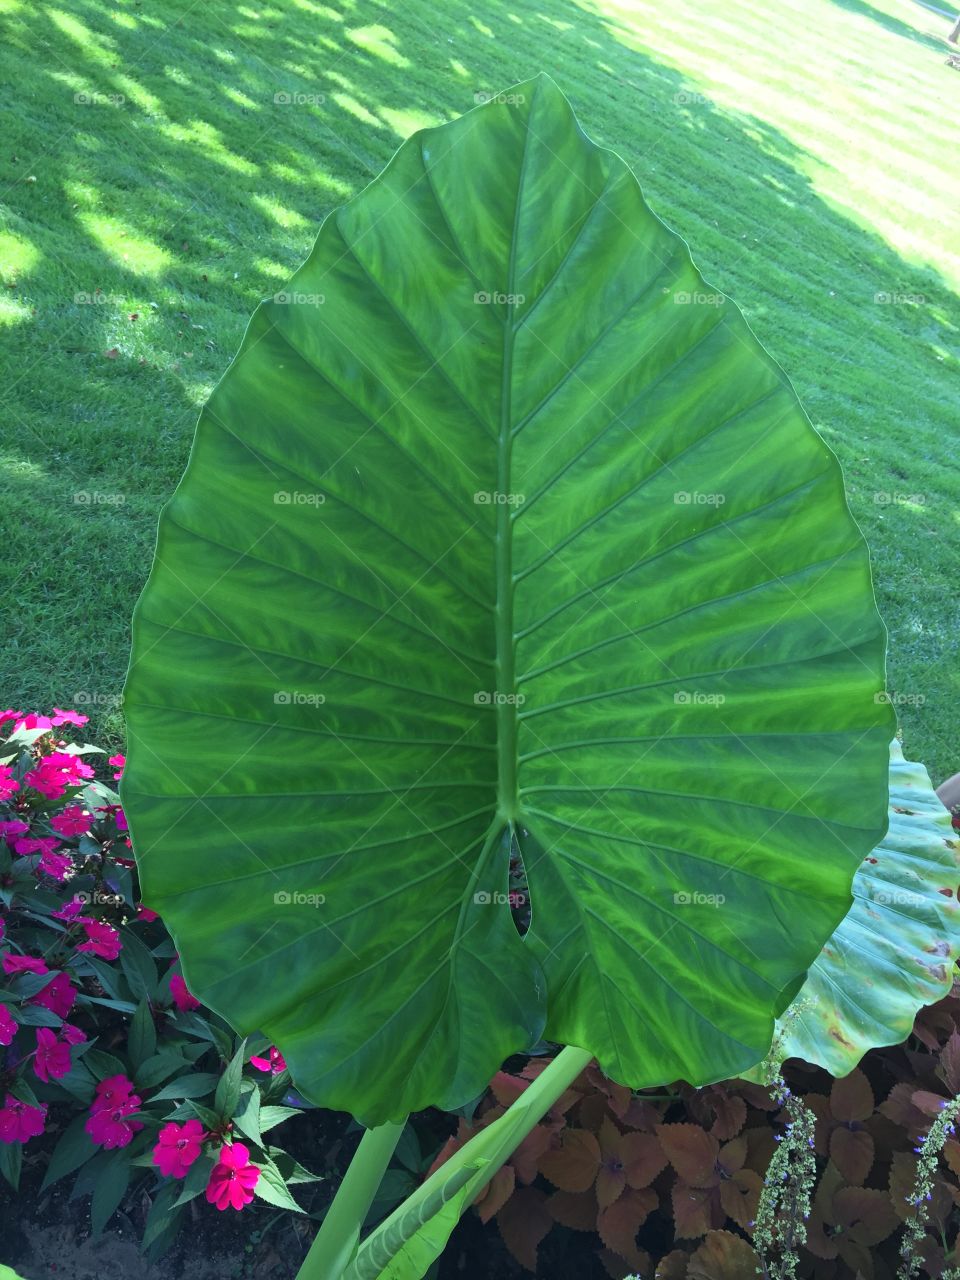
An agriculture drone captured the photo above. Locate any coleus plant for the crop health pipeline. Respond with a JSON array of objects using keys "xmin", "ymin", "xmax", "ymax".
[{"xmin": 121, "ymin": 75, "xmax": 932, "ymax": 1277}]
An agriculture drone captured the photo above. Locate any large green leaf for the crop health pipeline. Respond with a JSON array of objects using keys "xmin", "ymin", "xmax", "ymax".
[
  {"xmin": 773, "ymin": 739, "xmax": 959, "ymax": 1073},
  {"xmin": 123, "ymin": 74, "xmax": 893, "ymax": 1123}
]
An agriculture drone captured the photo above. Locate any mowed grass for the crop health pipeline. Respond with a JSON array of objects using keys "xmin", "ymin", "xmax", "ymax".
[{"xmin": 0, "ymin": 0, "xmax": 957, "ymax": 778}]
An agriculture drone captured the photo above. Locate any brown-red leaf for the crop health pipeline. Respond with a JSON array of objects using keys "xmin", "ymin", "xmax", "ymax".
[
  {"xmin": 657, "ymin": 1124, "xmax": 720, "ymax": 1188},
  {"xmin": 548, "ymin": 1188, "xmax": 598, "ymax": 1232},
  {"xmin": 655, "ymin": 1249, "xmax": 692, "ymax": 1278},
  {"xmin": 622, "ymin": 1131, "xmax": 669, "ymax": 1188},
  {"xmin": 718, "ymin": 1168, "xmax": 761, "ymax": 1232},
  {"xmin": 941, "ymin": 1029, "xmax": 960, "ymax": 1094},
  {"xmin": 598, "ymin": 1187, "xmax": 657, "ymax": 1267},
  {"xmin": 497, "ymin": 1187, "xmax": 552, "ymax": 1272},
  {"xmin": 596, "ymin": 1163, "xmax": 626, "ymax": 1210},
  {"xmin": 830, "ymin": 1124, "xmax": 874, "ymax": 1184},
  {"xmin": 833, "ymin": 1186, "xmax": 899, "ymax": 1246},
  {"xmin": 830, "ymin": 1068, "xmax": 874, "ymax": 1123},
  {"xmin": 671, "ymin": 1183, "xmax": 721, "ymax": 1239},
  {"xmin": 489, "ymin": 1071, "xmax": 529, "ymax": 1107},
  {"xmin": 538, "ymin": 1127, "xmax": 601, "ymax": 1193},
  {"xmin": 512, "ymin": 1122, "xmax": 555, "ymax": 1185},
  {"xmin": 913, "ymin": 1089, "xmax": 950, "ymax": 1117},
  {"xmin": 687, "ymin": 1229, "xmax": 761, "ymax": 1279},
  {"xmin": 475, "ymin": 1163, "xmax": 515, "ymax": 1224},
  {"xmin": 710, "ymin": 1094, "xmax": 747, "ymax": 1142}
]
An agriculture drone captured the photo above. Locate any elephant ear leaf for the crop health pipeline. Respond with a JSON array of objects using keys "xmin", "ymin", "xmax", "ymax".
[
  {"xmin": 770, "ymin": 739, "xmax": 959, "ymax": 1075},
  {"xmin": 123, "ymin": 74, "xmax": 893, "ymax": 1124}
]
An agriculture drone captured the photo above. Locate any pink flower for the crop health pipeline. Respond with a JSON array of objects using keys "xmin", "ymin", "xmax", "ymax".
[
  {"xmin": 53, "ymin": 899, "xmax": 85, "ymax": 922},
  {"xmin": 22, "ymin": 766, "xmax": 62, "ymax": 800},
  {"xmin": 13, "ymin": 835, "xmax": 61, "ymax": 858},
  {"xmin": 169, "ymin": 974, "xmax": 199, "ymax": 1011},
  {"xmin": 0, "ymin": 1005, "xmax": 16, "ymax": 1046},
  {"xmin": 153, "ymin": 1119, "xmax": 205, "ymax": 1178},
  {"xmin": 0, "ymin": 820, "xmax": 29, "ymax": 843},
  {"xmin": 51, "ymin": 708, "xmax": 89, "ymax": 728},
  {"xmin": 33, "ymin": 1027, "xmax": 72, "ymax": 1082},
  {"xmin": 60, "ymin": 1022, "xmax": 86, "ymax": 1045},
  {"xmin": 0, "ymin": 710, "xmax": 21, "ymax": 732},
  {"xmin": 12, "ymin": 713, "xmax": 54, "ymax": 732},
  {"xmin": 10, "ymin": 710, "xmax": 88, "ymax": 732},
  {"xmin": 30, "ymin": 971, "xmax": 76, "ymax": 1018},
  {"xmin": 205, "ymin": 1142, "xmax": 260, "ymax": 1211},
  {"xmin": 23, "ymin": 752, "xmax": 94, "ymax": 801},
  {"xmin": 108, "ymin": 753, "xmax": 125, "ymax": 780},
  {"xmin": 51, "ymin": 806, "xmax": 93, "ymax": 838},
  {"xmin": 2, "ymin": 952, "xmax": 48, "ymax": 976},
  {"xmin": 85, "ymin": 1094, "xmax": 142, "ymax": 1149},
  {"xmin": 250, "ymin": 1045, "xmax": 286, "ymax": 1074},
  {"xmin": 91, "ymin": 1074, "xmax": 136, "ymax": 1112},
  {"xmin": 0, "ymin": 1094, "xmax": 47, "ymax": 1144},
  {"xmin": 0, "ymin": 765, "xmax": 18, "ymax": 802},
  {"xmin": 137, "ymin": 905, "xmax": 159, "ymax": 923},
  {"xmin": 95, "ymin": 803, "xmax": 127, "ymax": 832},
  {"xmin": 39, "ymin": 848, "xmax": 72, "ymax": 881},
  {"xmin": 22, "ymin": 765, "xmax": 64, "ymax": 800},
  {"xmin": 76, "ymin": 918, "xmax": 121, "ymax": 960}
]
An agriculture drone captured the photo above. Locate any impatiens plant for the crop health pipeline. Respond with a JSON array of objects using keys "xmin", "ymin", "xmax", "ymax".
[
  {"xmin": 153, "ymin": 1117, "xmax": 205, "ymax": 1178},
  {"xmin": 0, "ymin": 711, "xmax": 324, "ymax": 1256},
  {"xmin": 119, "ymin": 75, "xmax": 956, "ymax": 1277},
  {"xmin": 205, "ymin": 1140, "xmax": 261, "ymax": 1210}
]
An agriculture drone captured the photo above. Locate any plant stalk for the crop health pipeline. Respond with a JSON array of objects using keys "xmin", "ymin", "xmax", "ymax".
[
  {"xmin": 297, "ymin": 1117, "xmax": 406, "ymax": 1280},
  {"xmin": 345, "ymin": 1045, "xmax": 594, "ymax": 1279}
]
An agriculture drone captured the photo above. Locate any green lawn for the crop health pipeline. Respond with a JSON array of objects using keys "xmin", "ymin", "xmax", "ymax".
[{"xmin": 1, "ymin": 0, "xmax": 957, "ymax": 780}]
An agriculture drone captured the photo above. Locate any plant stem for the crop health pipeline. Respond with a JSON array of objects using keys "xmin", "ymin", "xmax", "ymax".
[
  {"xmin": 297, "ymin": 1118, "xmax": 406, "ymax": 1280},
  {"xmin": 345, "ymin": 1045, "xmax": 594, "ymax": 1280}
]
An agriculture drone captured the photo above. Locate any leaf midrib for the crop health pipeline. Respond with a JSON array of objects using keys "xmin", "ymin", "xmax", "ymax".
[{"xmin": 494, "ymin": 85, "xmax": 538, "ymax": 823}]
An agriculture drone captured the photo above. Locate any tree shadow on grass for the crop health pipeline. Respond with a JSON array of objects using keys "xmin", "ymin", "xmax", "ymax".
[
  {"xmin": 0, "ymin": 0, "xmax": 956, "ymax": 786},
  {"xmin": 828, "ymin": 0, "xmax": 952, "ymax": 54}
]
